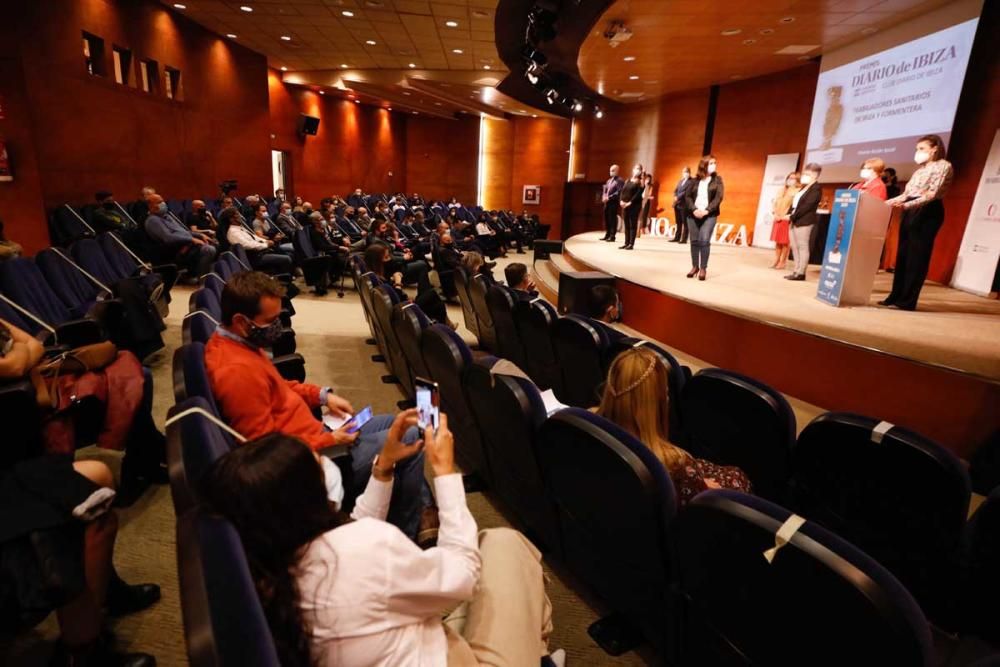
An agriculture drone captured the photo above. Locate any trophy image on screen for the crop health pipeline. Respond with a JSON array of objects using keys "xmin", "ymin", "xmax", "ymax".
[
  {"xmin": 828, "ymin": 207, "xmax": 846, "ymax": 264},
  {"xmin": 820, "ymin": 86, "xmax": 844, "ymax": 150}
]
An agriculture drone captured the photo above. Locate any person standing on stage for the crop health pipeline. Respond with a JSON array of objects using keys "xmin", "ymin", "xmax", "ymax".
[
  {"xmin": 879, "ymin": 135, "xmax": 953, "ymax": 311},
  {"xmin": 785, "ymin": 163, "xmax": 822, "ymax": 282},
  {"xmin": 619, "ymin": 165, "xmax": 644, "ymax": 250},
  {"xmin": 684, "ymin": 156, "xmax": 724, "ymax": 281},
  {"xmin": 851, "ymin": 158, "xmax": 888, "ymax": 200},
  {"xmin": 769, "ymin": 172, "xmax": 799, "ymax": 270},
  {"xmin": 882, "ymin": 167, "xmax": 901, "ymax": 199},
  {"xmin": 601, "ymin": 164, "xmax": 625, "ymax": 243},
  {"xmin": 639, "ymin": 173, "xmax": 654, "ymax": 237},
  {"xmin": 671, "ymin": 166, "xmax": 691, "ymax": 243}
]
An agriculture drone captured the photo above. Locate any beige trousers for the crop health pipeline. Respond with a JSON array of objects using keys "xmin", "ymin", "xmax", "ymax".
[{"xmin": 445, "ymin": 528, "xmax": 553, "ymax": 666}]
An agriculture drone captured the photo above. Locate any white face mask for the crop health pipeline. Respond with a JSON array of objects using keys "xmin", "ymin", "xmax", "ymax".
[
  {"xmin": 914, "ymin": 150, "xmax": 930, "ymax": 164},
  {"xmin": 860, "ymin": 168, "xmax": 873, "ymax": 180},
  {"xmin": 707, "ymin": 163, "xmax": 717, "ymax": 174},
  {"xmin": 800, "ymin": 174, "xmax": 814, "ymax": 185}
]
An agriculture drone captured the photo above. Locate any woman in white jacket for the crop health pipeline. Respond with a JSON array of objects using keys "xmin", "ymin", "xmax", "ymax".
[{"xmin": 201, "ymin": 410, "xmax": 554, "ymax": 666}]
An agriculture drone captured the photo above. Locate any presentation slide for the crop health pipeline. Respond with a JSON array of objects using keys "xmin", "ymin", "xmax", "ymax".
[{"xmin": 805, "ymin": 18, "xmax": 979, "ymax": 182}]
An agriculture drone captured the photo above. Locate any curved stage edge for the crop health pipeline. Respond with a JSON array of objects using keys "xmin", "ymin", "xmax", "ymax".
[{"xmin": 556, "ymin": 232, "xmax": 1000, "ymax": 458}]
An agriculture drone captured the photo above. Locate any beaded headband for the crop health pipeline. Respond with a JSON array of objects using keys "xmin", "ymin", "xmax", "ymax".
[{"xmin": 609, "ymin": 356, "xmax": 657, "ymax": 398}]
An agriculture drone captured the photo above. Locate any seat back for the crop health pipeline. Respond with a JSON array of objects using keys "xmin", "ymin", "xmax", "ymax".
[
  {"xmin": 673, "ymin": 490, "xmax": 932, "ymax": 666},
  {"xmin": 358, "ymin": 273, "xmax": 390, "ymax": 357},
  {"xmin": 372, "ymin": 285, "xmax": 413, "ymax": 396},
  {"xmin": 537, "ymin": 408, "xmax": 677, "ymax": 652},
  {"xmin": 35, "ymin": 248, "xmax": 104, "ymax": 313},
  {"xmin": 465, "ymin": 364, "xmax": 559, "ymax": 552},
  {"xmin": 679, "ymin": 368, "xmax": 796, "ymax": 501},
  {"xmin": 485, "ymin": 284, "xmax": 528, "ymax": 370},
  {"xmin": 97, "ymin": 232, "xmax": 142, "ymax": 280},
  {"xmin": 173, "ymin": 342, "xmax": 220, "ymax": 417},
  {"xmin": 420, "ymin": 324, "xmax": 490, "ymax": 478},
  {"xmin": 551, "ymin": 315, "xmax": 608, "ymax": 408},
  {"xmin": 467, "ymin": 274, "xmax": 496, "ymax": 351},
  {"xmin": 452, "ymin": 267, "xmax": 480, "ymax": 341},
  {"xmin": 609, "ymin": 338, "xmax": 688, "ymax": 444},
  {"xmin": 176, "ymin": 508, "xmax": 280, "ymax": 667},
  {"xmin": 0, "ymin": 258, "xmax": 75, "ymax": 328},
  {"xmin": 392, "ymin": 302, "xmax": 432, "ymax": 385},
  {"xmin": 189, "ymin": 288, "xmax": 222, "ymax": 320},
  {"xmin": 512, "ymin": 298, "xmax": 563, "ymax": 394},
  {"xmin": 183, "ymin": 310, "xmax": 219, "ymax": 346},
  {"xmin": 962, "ymin": 486, "xmax": 1000, "ymax": 643},
  {"xmin": 49, "ymin": 205, "xmax": 95, "ymax": 246},
  {"xmin": 790, "ymin": 412, "xmax": 970, "ymax": 618},
  {"xmin": 71, "ymin": 238, "xmax": 126, "ymax": 285},
  {"xmin": 165, "ymin": 397, "xmax": 235, "ymax": 515}
]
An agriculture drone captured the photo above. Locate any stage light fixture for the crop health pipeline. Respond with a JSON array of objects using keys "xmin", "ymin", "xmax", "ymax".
[
  {"xmin": 527, "ymin": 5, "xmax": 558, "ymax": 43},
  {"xmin": 545, "ymin": 89, "xmax": 559, "ymax": 105},
  {"xmin": 239, "ymin": 5, "xmax": 253, "ymax": 12},
  {"xmin": 281, "ymin": 35, "xmax": 292, "ymax": 41},
  {"xmin": 572, "ymin": 100, "xmax": 583, "ymax": 112},
  {"xmin": 594, "ymin": 107, "xmax": 604, "ymax": 119},
  {"xmin": 525, "ymin": 62, "xmax": 542, "ymax": 85},
  {"xmin": 227, "ymin": 33, "xmax": 238, "ymax": 39}
]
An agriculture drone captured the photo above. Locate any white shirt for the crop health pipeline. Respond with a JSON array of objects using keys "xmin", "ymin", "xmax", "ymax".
[
  {"xmin": 694, "ymin": 178, "xmax": 710, "ymax": 211},
  {"xmin": 792, "ymin": 183, "xmax": 811, "ymax": 210},
  {"xmin": 227, "ymin": 223, "xmax": 269, "ymax": 251},
  {"xmin": 475, "ymin": 222, "xmax": 493, "ymax": 235},
  {"xmin": 297, "ymin": 474, "xmax": 480, "ymax": 666}
]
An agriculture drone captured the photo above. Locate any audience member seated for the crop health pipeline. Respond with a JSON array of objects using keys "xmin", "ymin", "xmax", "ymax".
[
  {"xmin": 0, "ymin": 218, "xmax": 22, "ymax": 262},
  {"xmin": 200, "ymin": 418, "xmax": 555, "ymax": 666},
  {"xmin": 273, "ymin": 201, "xmax": 302, "ymax": 238},
  {"xmin": 0, "ymin": 319, "xmax": 168, "ymax": 505},
  {"xmin": 91, "ymin": 191, "xmax": 133, "ymax": 234},
  {"xmin": 203, "ymin": 272, "xmax": 435, "ymax": 541},
  {"xmin": 589, "ymin": 284, "xmax": 628, "ymax": 342},
  {"xmin": 504, "ymin": 262, "xmax": 538, "ymax": 302},
  {"xmin": 250, "ymin": 203, "xmax": 294, "ymax": 256},
  {"xmin": 368, "ymin": 220, "xmax": 433, "ymax": 290},
  {"xmin": 220, "ymin": 208, "xmax": 294, "ymax": 275},
  {"xmin": 184, "ymin": 200, "xmax": 217, "ymax": 237},
  {"xmin": 307, "ymin": 212, "xmax": 350, "ymax": 280},
  {"xmin": 475, "ymin": 214, "xmax": 507, "ymax": 259},
  {"xmin": 364, "ymin": 243, "xmax": 452, "ymax": 327},
  {"xmin": 0, "ymin": 457, "xmax": 161, "ymax": 666},
  {"xmin": 462, "ymin": 251, "xmax": 496, "ymax": 286},
  {"xmin": 595, "ymin": 347, "xmax": 751, "ymax": 506},
  {"xmin": 143, "ymin": 194, "xmax": 216, "ymax": 280}
]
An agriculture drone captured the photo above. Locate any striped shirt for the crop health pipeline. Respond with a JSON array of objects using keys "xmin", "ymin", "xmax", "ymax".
[{"xmin": 887, "ymin": 159, "xmax": 953, "ymax": 210}]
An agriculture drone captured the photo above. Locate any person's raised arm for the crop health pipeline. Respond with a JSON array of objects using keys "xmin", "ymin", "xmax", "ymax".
[{"xmin": 0, "ymin": 319, "xmax": 44, "ymax": 379}]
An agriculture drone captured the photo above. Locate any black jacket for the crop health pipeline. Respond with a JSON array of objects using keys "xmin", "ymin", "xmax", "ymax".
[
  {"xmin": 684, "ymin": 174, "xmax": 724, "ymax": 219},
  {"xmin": 789, "ymin": 184, "xmax": 821, "ymax": 228}
]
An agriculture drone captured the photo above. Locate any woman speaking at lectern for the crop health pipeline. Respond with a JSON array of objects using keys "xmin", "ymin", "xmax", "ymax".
[{"xmin": 880, "ymin": 135, "xmax": 953, "ymax": 311}]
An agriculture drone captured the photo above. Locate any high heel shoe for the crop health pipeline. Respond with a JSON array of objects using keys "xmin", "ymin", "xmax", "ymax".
[
  {"xmin": 698, "ymin": 269, "xmax": 706, "ymax": 281},
  {"xmin": 686, "ymin": 267, "xmax": 699, "ymax": 278}
]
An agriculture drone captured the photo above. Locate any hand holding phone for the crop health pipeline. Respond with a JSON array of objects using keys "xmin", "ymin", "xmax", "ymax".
[
  {"xmin": 344, "ymin": 406, "xmax": 373, "ymax": 434},
  {"xmin": 415, "ymin": 377, "xmax": 440, "ymax": 437}
]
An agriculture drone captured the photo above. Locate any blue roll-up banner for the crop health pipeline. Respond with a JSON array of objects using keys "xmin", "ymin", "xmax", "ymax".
[{"xmin": 816, "ymin": 189, "xmax": 858, "ymax": 306}]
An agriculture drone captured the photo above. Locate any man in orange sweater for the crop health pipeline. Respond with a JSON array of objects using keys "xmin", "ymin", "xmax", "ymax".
[{"xmin": 204, "ymin": 271, "xmax": 432, "ymax": 540}]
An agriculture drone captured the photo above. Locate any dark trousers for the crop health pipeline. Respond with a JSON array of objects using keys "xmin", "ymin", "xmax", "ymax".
[
  {"xmin": 886, "ymin": 201, "xmax": 944, "ymax": 310},
  {"xmin": 603, "ymin": 198, "xmax": 620, "ymax": 240},
  {"xmin": 623, "ymin": 203, "xmax": 640, "ymax": 247},
  {"xmin": 250, "ymin": 251, "xmax": 294, "ymax": 275},
  {"xmin": 672, "ymin": 206, "xmax": 689, "ymax": 242}
]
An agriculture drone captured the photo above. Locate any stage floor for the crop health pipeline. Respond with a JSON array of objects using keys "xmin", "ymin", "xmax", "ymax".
[{"xmin": 563, "ymin": 232, "xmax": 1000, "ymax": 381}]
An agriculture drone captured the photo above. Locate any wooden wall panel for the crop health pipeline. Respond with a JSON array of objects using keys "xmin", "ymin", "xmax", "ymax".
[
  {"xmin": 269, "ymin": 71, "xmax": 407, "ymax": 203},
  {"xmin": 510, "ymin": 117, "xmax": 572, "ymax": 238},
  {"xmin": 404, "ymin": 115, "xmax": 480, "ymax": 204},
  {"xmin": 480, "ymin": 117, "xmax": 514, "ymax": 211},
  {"xmin": 3, "ymin": 0, "xmax": 272, "ymax": 249}
]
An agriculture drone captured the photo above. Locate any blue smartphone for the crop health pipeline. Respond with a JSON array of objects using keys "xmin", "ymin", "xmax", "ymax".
[{"xmin": 345, "ymin": 406, "xmax": 373, "ymax": 434}]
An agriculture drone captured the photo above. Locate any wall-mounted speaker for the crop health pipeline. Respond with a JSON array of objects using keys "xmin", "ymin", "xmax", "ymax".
[{"xmin": 298, "ymin": 114, "xmax": 320, "ymax": 136}]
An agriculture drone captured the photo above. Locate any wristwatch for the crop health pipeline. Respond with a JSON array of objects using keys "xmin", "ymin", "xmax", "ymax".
[{"xmin": 372, "ymin": 455, "xmax": 395, "ymax": 481}]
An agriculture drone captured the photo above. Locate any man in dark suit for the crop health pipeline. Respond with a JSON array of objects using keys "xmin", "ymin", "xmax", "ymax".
[
  {"xmin": 504, "ymin": 262, "xmax": 538, "ymax": 302},
  {"xmin": 588, "ymin": 284, "xmax": 628, "ymax": 343},
  {"xmin": 601, "ymin": 164, "xmax": 624, "ymax": 242},
  {"xmin": 671, "ymin": 167, "xmax": 692, "ymax": 243}
]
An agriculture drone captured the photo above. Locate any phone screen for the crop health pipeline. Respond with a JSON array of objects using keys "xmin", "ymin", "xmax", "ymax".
[
  {"xmin": 345, "ymin": 406, "xmax": 373, "ymax": 434},
  {"xmin": 415, "ymin": 377, "xmax": 440, "ymax": 435}
]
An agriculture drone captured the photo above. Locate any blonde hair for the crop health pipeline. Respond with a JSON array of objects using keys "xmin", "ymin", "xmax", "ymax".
[
  {"xmin": 862, "ymin": 158, "xmax": 885, "ymax": 175},
  {"xmin": 596, "ymin": 347, "xmax": 692, "ymax": 474}
]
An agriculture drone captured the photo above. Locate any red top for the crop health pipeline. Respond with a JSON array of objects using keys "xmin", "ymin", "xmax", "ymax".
[
  {"xmin": 205, "ymin": 332, "xmax": 335, "ymax": 450},
  {"xmin": 850, "ymin": 177, "xmax": 887, "ymax": 201}
]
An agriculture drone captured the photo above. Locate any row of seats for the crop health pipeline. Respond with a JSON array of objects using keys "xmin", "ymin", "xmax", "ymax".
[{"xmin": 352, "ymin": 259, "xmax": 1000, "ymax": 661}]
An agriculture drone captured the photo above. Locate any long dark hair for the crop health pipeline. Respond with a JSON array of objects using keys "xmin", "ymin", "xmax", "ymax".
[
  {"xmin": 200, "ymin": 434, "xmax": 349, "ymax": 667},
  {"xmin": 363, "ymin": 242, "xmax": 390, "ymax": 277},
  {"xmin": 695, "ymin": 155, "xmax": 717, "ymax": 180}
]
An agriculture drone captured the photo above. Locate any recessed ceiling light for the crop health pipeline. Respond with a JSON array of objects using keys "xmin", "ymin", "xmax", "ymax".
[
  {"xmin": 280, "ymin": 66, "xmax": 287, "ymax": 71},
  {"xmin": 366, "ymin": 40, "xmax": 376, "ymax": 45},
  {"xmin": 387, "ymin": 107, "xmax": 392, "ymax": 110},
  {"xmin": 483, "ymin": 65, "xmax": 491, "ymax": 70},
  {"xmin": 408, "ymin": 63, "xmax": 416, "ymax": 68},
  {"xmin": 452, "ymin": 49, "xmax": 463, "ymax": 54},
  {"xmin": 721, "ymin": 28, "xmax": 742, "ymax": 36},
  {"xmin": 340, "ymin": 63, "xmax": 349, "ymax": 68},
  {"xmin": 434, "ymin": 102, "xmax": 442, "ymax": 106},
  {"xmin": 173, "ymin": 3, "xmax": 186, "ymax": 8},
  {"xmin": 403, "ymin": 91, "xmax": 411, "ymax": 95},
  {"xmin": 240, "ymin": 5, "xmax": 253, "ymax": 12},
  {"xmin": 319, "ymin": 90, "xmax": 325, "ymax": 95},
  {"xmin": 472, "ymin": 9, "xmax": 489, "ymax": 18},
  {"xmin": 743, "ymin": 38, "xmax": 756, "ymax": 45},
  {"xmin": 629, "ymin": 75, "xmax": 639, "ymax": 80},
  {"xmin": 445, "ymin": 20, "xmax": 458, "ymax": 27},
  {"xmin": 226, "ymin": 33, "xmax": 238, "ymax": 39},
  {"xmin": 759, "ymin": 28, "xmax": 774, "ymax": 35},
  {"xmin": 412, "ymin": 111, "xmax": 418, "ymax": 115},
  {"xmin": 779, "ymin": 16, "xmax": 795, "ymax": 23},
  {"xmin": 355, "ymin": 100, "xmax": 360, "ymax": 104},
  {"xmin": 280, "ymin": 35, "xmax": 291, "ymax": 41},
  {"xmin": 342, "ymin": 10, "xmax": 354, "ymax": 17},
  {"xmin": 531, "ymin": 114, "xmax": 537, "ymax": 118},
  {"xmin": 623, "ymin": 56, "xmax": 636, "ymax": 62}
]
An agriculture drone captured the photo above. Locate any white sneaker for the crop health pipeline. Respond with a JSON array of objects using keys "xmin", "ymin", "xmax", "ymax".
[{"xmin": 549, "ymin": 648, "xmax": 566, "ymax": 667}]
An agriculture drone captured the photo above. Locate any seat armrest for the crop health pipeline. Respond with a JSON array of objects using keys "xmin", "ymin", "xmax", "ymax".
[
  {"xmin": 54, "ymin": 318, "xmax": 106, "ymax": 348},
  {"xmin": 271, "ymin": 328, "xmax": 297, "ymax": 357},
  {"xmin": 272, "ymin": 353, "xmax": 306, "ymax": 382}
]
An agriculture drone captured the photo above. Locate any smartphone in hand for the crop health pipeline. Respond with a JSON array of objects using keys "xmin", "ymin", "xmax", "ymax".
[
  {"xmin": 344, "ymin": 406, "xmax": 373, "ymax": 434},
  {"xmin": 415, "ymin": 377, "xmax": 440, "ymax": 438}
]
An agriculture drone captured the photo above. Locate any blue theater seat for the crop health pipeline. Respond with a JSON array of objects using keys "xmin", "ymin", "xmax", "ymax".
[
  {"xmin": 452, "ymin": 266, "xmax": 481, "ymax": 343},
  {"xmin": 485, "ymin": 284, "xmax": 528, "ymax": 371},
  {"xmin": 608, "ymin": 338, "xmax": 689, "ymax": 444},
  {"xmin": 552, "ymin": 314, "xmax": 610, "ymax": 408},
  {"xmin": 371, "ymin": 285, "xmax": 413, "ymax": 395},
  {"xmin": 165, "ymin": 397, "xmax": 236, "ymax": 515},
  {"xmin": 673, "ymin": 490, "xmax": 932, "ymax": 666},
  {"xmin": 679, "ymin": 368, "xmax": 796, "ymax": 501},
  {"xmin": 392, "ymin": 302, "xmax": 433, "ymax": 387},
  {"xmin": 512, "ymin": 298, "xmax": 563, "ymax": 395},
  {"xmin": 467, "ymin": 274, "xmax": 497, "ymax": 352}
]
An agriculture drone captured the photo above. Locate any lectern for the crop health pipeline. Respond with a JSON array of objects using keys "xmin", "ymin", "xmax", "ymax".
[{"xmin": 816, "ymin": 189, "xmax": 891, "ymax": 307}]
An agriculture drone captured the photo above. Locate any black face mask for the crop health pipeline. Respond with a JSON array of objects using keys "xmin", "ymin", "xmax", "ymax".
[
  {"xmin": 103, "ymin": 202, "xmax": 116, "ymax": 210},
  {"xmin": 245, "ymin": 318, "xmax": 283, "ymax": 348}
]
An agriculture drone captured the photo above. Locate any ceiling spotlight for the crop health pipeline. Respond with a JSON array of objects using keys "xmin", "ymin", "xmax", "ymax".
[
  {"xmin": 412, "ymin": 111, "xmax": 418, "ymax": 115},
  {"xmin": 240, "ymin": 5, "xmax": 253, "ymax": 12},
  {"xmin": 340, "ymin": 63, "xmax": 349, "ymax": 68},
  {"xmin": 623, "ymin": 56, "xmax": 636, "ymax": 62},
  {"xmin": 280, "ymin": 66, "xmax": 287, "ymax": 71},
  {"xmin": 720, "ymin": 28, "xmax": 742, "ymax": 36},
  {"xmin": 355, "ymin": 100, "xmax": 360, "ymax": 104},
  {"xmin": 342, "ymin": 10, "xmax": 354, "ymax": 17},
  {"xmin": 760, "ymin": 28, "xmax": 775, "ymax": 35},
  {"xmin": 408, "ymin": 63, "xmax": 416, "ymax": 68},
  {"xmin": 387, "ymin": 107, "xmax": 392, "ymax": 110},
  {"xmin": 226, "ymin": 33, "xmax": 238, "ymax": 39},
  {"xmin": 779, "ymin": 16, "xmax": 795, "ymax": 23},
  {"xmin": 366, "ymin": 40, "xmax": 376, "ymax": 45},
  {"xmin": 531, "ymin": 114, "xmax": 538, "ymax": 118},
  {"xmin": 173, "ymin": 3, "xmax": 186, "ymax": 8},
  {"xmin": 594, "ymin": 106, "xmax": 604, "ymax": 119},
  {"xmin": 483, "ymin": 65, "xmax": 491, "ymax": 70},
  {"xmin": 742, "ymin": 39, "xmax": 756, "ymax": 45},
  {"xmin": 319, "ymin": 90, "xmax": 325, "ymax": 95},
  {"xmin": 280, "ymin": 35, "xmax": 291, "ymax": 41},
  {"xmin": 525, "ymin": 61, "xmax": 544, "ymax": 85},
  {"xmin": 445, "ymin": 20, "xmax": 458, "ymax": 27},
  {"xmin": 452, "ymin": 49, "xmax": 463, "ymax": 54},
  {"xmin": 572, "ymin": 100, "xmax": 583, "ymax": 112},
  {"xmin": 545, "ymin": 89, "xmax": 559, "ymax": 105},
  {"xmin": 629, "ymin": 75, "xmax": 639, "ymax": 80}
]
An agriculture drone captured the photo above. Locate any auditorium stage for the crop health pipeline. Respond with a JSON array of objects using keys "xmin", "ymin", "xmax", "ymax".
[
  {"xmin": 549, "ymin": 232, "xmax": 1000, "ymax": 456},
  {"xmin": 563, "ymin": 232, "xmax": 1000, "ymax": 381}
]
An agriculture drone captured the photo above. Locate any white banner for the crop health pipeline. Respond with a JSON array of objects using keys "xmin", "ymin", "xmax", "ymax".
[
  {"xmin": 751, "ymin": 153, "xmax": 800, "ymax": 248},
  {"xmin": 951, "ymin": 128, "xmax": 1000, "ymax": 296}
]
